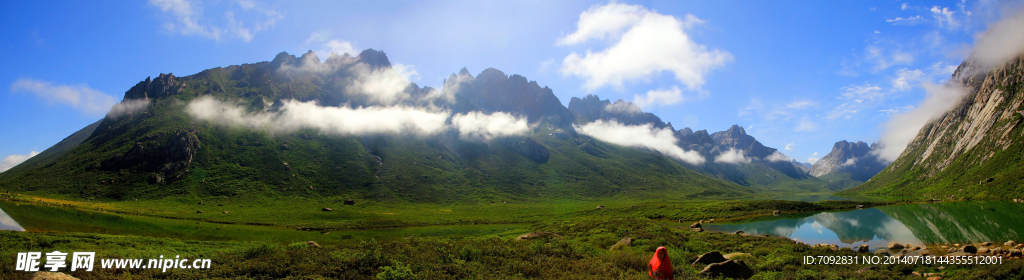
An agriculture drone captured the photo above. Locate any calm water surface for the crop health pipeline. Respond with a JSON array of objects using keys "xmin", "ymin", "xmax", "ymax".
[{"xmin": 704, "ymin": 201, "xmax": 1024, "ymax": 249}]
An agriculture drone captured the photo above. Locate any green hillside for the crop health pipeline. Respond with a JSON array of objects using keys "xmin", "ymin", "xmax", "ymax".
[{"xmin": 0, "ymin": 50, "xmax": 755, "ymax": 204}]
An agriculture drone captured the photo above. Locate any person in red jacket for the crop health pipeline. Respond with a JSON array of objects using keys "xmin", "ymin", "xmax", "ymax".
[{"xmin": 649, "ymin": 246, "xmax": 673, "ymax": 279}]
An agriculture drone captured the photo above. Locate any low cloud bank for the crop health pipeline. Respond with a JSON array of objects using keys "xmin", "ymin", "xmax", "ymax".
[
  {"xmin": 872, "ymin": 83, "xmax": 965, "ymax": 162},
  {"xmin": 451, "ymin": 111, "xmax": 530, "ymax": 141},
  {"xmin": 765, "ymin": 151, "xmax": 792, "ymax": 162},
  {"xmin": 969, "ymin": 12, "xmax": 1024, "ymax": 70},
  {"xmin": 575, "ymin": 120, "xmax": 704, "ymax": 165},
  {"xmin": 0, "ymin": 151, "xmax": 39, "ymax": 173},
  {"xmin": 106, "ymin": 99, "xmax": 150, "ymax": 119},
  {"xmin": 186, "ymin": 96, "xmax": 528, "ymax": 139},
  {"xmin": 714, "ymin": 148, "xmax": 751, "ymax": 164}
]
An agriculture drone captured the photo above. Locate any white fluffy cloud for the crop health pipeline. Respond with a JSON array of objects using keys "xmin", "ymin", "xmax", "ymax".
[
  {"xmin": 872, "ymin": 83, "xmax": 965, "ymax": 162},
  {"xmin": 968, "ymin": 12, "xmax": 1024, "ymax": 70},
  {"xmin": 558, "ymin": 3, "xmax": 731, "ymax": 91},
  {"xmin": 784, "ymin": 142, "xmax": 795, "ymax": 151},
  {"xmin": 633, "ymin": 87, "xmax": 684, "ymax": 109},
  {"xmin": 149, "ymin": 0, "xmax": 282, "ymax": 42},
  {"xmin": 892, "ymin": 68, "xmax": 925, "ymax": 91},
  {"xmin": 10, "ymin": 78, "xmax": 117, "ymax": 116},
  {"xmin": 766, "ymin": 151, "xmax": 792, "ymax": 162},
  {"xmin": 715, "ymin": 148, "xmax": 751, "ymax": 164},
  {"xmin": 575, "ymin": 120, "xmax": 704, "ymax": 165},
  {"xmin": 324, "ymin": 39, "xmax": 358, "ymax": 57},
  {"xmin": 0, "ymin": 151, "xmax": 39, "ymax": 173},
  {"xmin": 451, "ymin": 111, "xmax": 530, "ymax": 141},
  {"xmin": 807, "ymin": 152, "xmax": 820, "ymax": 164}
]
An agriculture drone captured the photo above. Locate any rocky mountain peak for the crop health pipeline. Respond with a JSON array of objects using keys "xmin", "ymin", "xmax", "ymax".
[
  {"xmin": 808, "ymin": 140, "xmax": 886, "ymax": 181},
  {"xmin": 710, "ymin": 125, "xmax": 773, "ymax": 158},
  {"xmin": 458, "ymin": 67, "xmax": 472, "ymax": 77},
  {"xmin": 356, "ymin": 49, "xmax": 392, "ymax": 69},
  {"xmin": 123, "ymin": 73, "xmax": 184, "ymax": 101}
]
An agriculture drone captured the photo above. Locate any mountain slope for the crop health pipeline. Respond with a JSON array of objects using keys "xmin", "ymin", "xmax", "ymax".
[
  {"xmin": 0, "ymin": 50, "xmax": 755, "ymax": 202},
  {"xmin": 842, "ymin": 55, "xmax": 1024, "ymax": 199}
]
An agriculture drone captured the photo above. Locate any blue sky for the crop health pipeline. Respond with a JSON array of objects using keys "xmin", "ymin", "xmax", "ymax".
[{"xmin": 1, "ymin": 0, "xmax": 1021, "ymax": 171}]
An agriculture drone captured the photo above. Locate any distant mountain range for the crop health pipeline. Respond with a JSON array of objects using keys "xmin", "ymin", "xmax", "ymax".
[
  {"xmin": 808, "ymin": 140, "xmax": 887, "ymax": 190},
  {"xmin": 0, "ymin": 49, "xmax": 887, "ymax": 203}
]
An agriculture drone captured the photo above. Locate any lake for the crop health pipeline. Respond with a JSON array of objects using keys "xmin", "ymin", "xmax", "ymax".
[{"xmin": 704, "ymin": 201, "xmax": 1024, "ymax": 249}]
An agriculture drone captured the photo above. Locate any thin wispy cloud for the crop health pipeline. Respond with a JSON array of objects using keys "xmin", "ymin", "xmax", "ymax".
[
  {"xmin": 10, "ymin": 78, "xmax": 117, "ymax": 116},
  {"xmin": 149, "ymin": 0, "xmax": 282, "ymax": 42}
]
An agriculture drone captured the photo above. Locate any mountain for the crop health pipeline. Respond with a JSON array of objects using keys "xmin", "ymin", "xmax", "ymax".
[
  {"xmin": 0, "ymin": 50, "xmax": 754, "ymax": 203},
  {"xmin": 807, "ymin": 140, "xmax": 887, "ymax": 190},
  {"xmin": 567, "ymin": 96, "xmax": 833, "ymax": 192},
  {"xmin": 792, "ymin": 160, "xmax": 812, "ymax": 171},
  {"xmin": 843, "ymin": 55, "xmax": 1024, "ymax": 199}
]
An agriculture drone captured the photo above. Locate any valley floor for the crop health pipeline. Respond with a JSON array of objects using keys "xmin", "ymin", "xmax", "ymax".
[{"xmin": 1, "ymin": 194, "xmax": 1022, "ymax": 279}]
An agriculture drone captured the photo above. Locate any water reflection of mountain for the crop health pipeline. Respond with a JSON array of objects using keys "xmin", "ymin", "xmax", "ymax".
[
  {"xmin": 704, "ymin": 208, "xmax": 923, "ymax": 245},
  {"xmin": 0, "ymin": 207, "xmax": 26, "ymax": 231},
  {"xmin": 879, "ymin": 201, "xmax": 1024, "ymax": 244}
]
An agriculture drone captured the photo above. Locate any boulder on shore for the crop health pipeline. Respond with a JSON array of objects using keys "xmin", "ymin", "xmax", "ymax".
[
  {"xmin": 609, "ymin": 237, "xmax": 633, "ymax": 250},
  {"xmin": 699, "ymin": 260, "xmax": 754, "ymax": 279},
  {"xmin": 321, "ymin": 208, "xmax": 333, "ymax": 211},
  {"xmin": 690, "ymin": 222, "xmax": 702, "ymax": 228},
  {"xmin": 888, "ymin": 242, "xmax": 905, "ymax": 250},
  {"xmin": 692, "ymin": 251, "xmax": 726, "ymax": 265},
  {"xmin": 27, "ymin": 272, "xmax": 79, "ymax": 280}
]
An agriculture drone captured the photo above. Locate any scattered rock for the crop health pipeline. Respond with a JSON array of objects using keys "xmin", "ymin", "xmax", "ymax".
[
  {"xmin": 321, "ymin": 208, "xmax": 333, "ymax": 211},
  {"xmin": 856, "ymin": 205, "xmax": 864, "ymax": 209},
  {"xmin": 708, "ymin": 219, "xmax": 715, "ymax": 223},
  {"xmin": 595, "ymin": 205, "xmax": 604, "ymax": 210},
  {"xmin": 515, "ymin": 232, "xmax": 560, "ymax": 241},
  {"xmin": 692, "ymin": 251, "xmax": 727, "ymax": 265},
  {"xmin": 772, "ymin": 210, "xmax": 780, "ymax": 215},
  {"xmin": 858, "ymin": 244, "xmax": 870, "ymax": 253},
  {"xmin": 222, "ymin": 211, "xmax": 228, "ymax": 214},
  {"xmin": 981, "ymin": 242, "xmax": 992, "ymax": 246},
  {"xmin": 344, "ymin": 199, "xmax": 356, "ymax": 205},
  {"xmin": 609, "ymin": 237, "xmax": 633, "ymax": 250},
  {"xmin": 1006, "ymin": 241, "xmax": 1017, "ymax": 247},
  {"xmin": 1010, "ymin": 249, "xmax": 1022, "ymax": 257},
  {"xmin": 723, "ymin": 253, "xmax": 752, "ymax": 260},
  {"xmin": 699, "ymin": 260, "xmax": 754, "ymax": 279},
  {"xmin": 306, "ymin": 241, "xmax": 320, "ymax": 248},
  {"xmin": 196, "ymin": 211, "xmax": 203, "ymax": 214},
  {"xmin": 874, "ymin": 249, "xmax": 889, "ymax": 255},
  {"xmin": 962, "ymin": 245, "xmax": 978, "ymax": 254},
  {"xmin": 691, "ymin": 228, "xmax": 704, "ymax": 232},
  {"xmin": 888, "ymin": 242, "xmax": 905, "ymax": 250},
  {"xmin": 992, "ymin": 248, "xmax": 1005, "ymax": 255},
  {"xmin": 938, "ymin": 266, "xmax": 945, "ymax": 270},
  {"xmin": 690, "ymin": 222, "xmax": 702, "ymax": 228},
  {"xmin": 26, "ymin": 272, "xmax": 79, "ymax": 280},
  {"xmin": 978, "ymin": 247, "xmax": 990, "ymax": 254},
  {"xmin": 734, "ymin": 231, "xmax": 744, "ymax": 235},
  {"xmin": 947, "ymin": 252, "xmax": 972, "ymax": 257}
]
